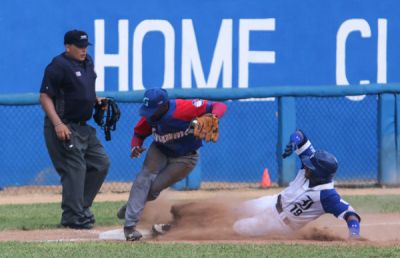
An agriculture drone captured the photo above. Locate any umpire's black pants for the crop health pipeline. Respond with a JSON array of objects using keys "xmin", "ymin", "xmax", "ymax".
[{"xmin": 44, "ymin": 118, "xmax": 110, "ymax": 226}]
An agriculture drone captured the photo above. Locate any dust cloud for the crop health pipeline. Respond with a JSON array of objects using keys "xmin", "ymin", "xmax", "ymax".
[{"xmin": 140, "ymin": 195, "xmax": 346, "ymax": 241}]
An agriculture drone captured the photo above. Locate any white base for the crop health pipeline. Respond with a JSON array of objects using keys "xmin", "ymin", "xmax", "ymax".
[{"xmin": 99, "ymin": 228, "xmax": 151, "ymax": 240}]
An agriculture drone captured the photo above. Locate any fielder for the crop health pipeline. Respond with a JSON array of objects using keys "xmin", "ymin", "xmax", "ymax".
[
  {"xmin": 233, "ymin": 129, "xmax": 361, "ymax": 238},
  {"xmin": 118, "ymin": 88, "xmax": 227, "ymax": 241}
]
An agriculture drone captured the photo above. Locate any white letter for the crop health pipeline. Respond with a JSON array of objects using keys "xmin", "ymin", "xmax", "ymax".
[
  {"xmin": 377, "ymin": 19, "xmax": 387, "ymax": 84},
  {"xmin": 94, "ymin": 20, "xmax": 129, "ymax": 91},
  {"xmin": 133, "ymin": 20, "xmax": 175, "ymax": 90},
  {"xmin": 238, "ymin": 19, "xmax": 276, "ymax": 88},
  {"xmin": 336, "ymin": 19, "xmax": 371, "ymax": 101},
  {"xmin": 181, "ymin": 19, "xmax": 232, "ymax": 88},
  {"xmin": 336, "ymin": 19, "xmax": 372, "ymax": 85}
]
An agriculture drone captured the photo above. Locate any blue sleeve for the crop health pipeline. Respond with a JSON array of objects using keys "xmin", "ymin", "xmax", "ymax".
[{"xmin": 320, "ymin": 189, "xmax": 350, "ymax": 217}]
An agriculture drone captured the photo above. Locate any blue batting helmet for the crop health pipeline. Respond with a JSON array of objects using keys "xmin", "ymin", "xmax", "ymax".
[{"xmin": 301, "ymin": 150, "xmax": 338, "ymax": 183}]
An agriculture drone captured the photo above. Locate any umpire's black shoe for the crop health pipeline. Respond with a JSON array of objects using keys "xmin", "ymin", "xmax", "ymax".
[
  {"xmin": 86, "ymin": 215, "xmax": 96, "ymax": 224},
  {"xmin": 83, "ymin": 209, "xmax": 96, "ymax": 224},
  {"xmin": 61, "ymin": 217, "xmax": 94, "ymax": 230},
  {"xmin": 124, "ymin": 226, "xmax": 142, "ymax": 241},
  {"xmin": 61, "ymin": 222, "xmax": 94, "ymax": 230}
]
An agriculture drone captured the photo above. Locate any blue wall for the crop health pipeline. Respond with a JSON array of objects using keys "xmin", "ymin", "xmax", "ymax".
[
  {"xmin": 1, "ymin": 0, "xmax": 399, "ymax": 92},
  {"xmin": 0, "ymin": 0, "xmax": 398, "ymax": 186}
]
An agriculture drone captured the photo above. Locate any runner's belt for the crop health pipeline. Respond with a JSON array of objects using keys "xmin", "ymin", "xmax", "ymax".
[
  {"xmin": 275, "ymin": 194, "xmax": 292, "ymax": 226},
  {"xmin": 276, "ymin": 194, "xmax": 283, "ymax": 213}
]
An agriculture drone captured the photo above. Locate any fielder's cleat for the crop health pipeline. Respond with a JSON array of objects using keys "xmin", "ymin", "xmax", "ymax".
[
  {"xmin": 117, "ymin": 203, "xmax": 127, "ymax": 219},
  {"xmin": 124, "ymin": 226, "xmax": 143, "ymax": 241},
  {"xmin": 152, "ymin": 223, "xmax": 172, "ymax": 236}
]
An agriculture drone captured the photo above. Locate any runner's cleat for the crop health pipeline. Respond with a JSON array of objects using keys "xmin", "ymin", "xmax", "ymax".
[{"xmin": 151, "ymin": 223, "xmax": 172, "ymax": 236}]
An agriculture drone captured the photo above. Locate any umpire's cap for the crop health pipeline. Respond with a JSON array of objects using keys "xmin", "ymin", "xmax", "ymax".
[
  {"xmin": 302, "ymin": 150, "xmax": 338, "ymax": 182},
  {"xmin": 139, "ymin": 88, "xmax": 169, "ymax": 118},
  {"xmin": 64, "ymin": 30, "xmax": 92, "ymax": 48}
]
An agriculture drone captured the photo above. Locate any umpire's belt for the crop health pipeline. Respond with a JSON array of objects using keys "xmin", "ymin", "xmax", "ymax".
[
  {"xmin": 63, "ymin": 119, "xmax": 87, "ymax": 126},
  {"xmin": 275, "ymin": 194, "xmax": 292, "ymax": 227}
]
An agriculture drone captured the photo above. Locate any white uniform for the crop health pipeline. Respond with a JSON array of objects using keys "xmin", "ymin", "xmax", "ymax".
[{"xmin": 233, "ymin": 169, "xmax": 356, "ymax": 236}]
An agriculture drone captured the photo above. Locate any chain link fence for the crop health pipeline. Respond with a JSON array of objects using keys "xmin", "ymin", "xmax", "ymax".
[
  {"xmin": 0, "ymin": 94, "xmax": 379, "ymax": 194},
  {"xmin": 296, "ymin": 96, "xmax": 377, "ymax": 186}
]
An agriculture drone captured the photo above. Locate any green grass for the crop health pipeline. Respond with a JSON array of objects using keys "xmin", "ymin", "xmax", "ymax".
[
  {"xmin": 343, "ymin": 195, "xmax": 400, "ymax": 213},
  {"xmin": 0, "ymin": 242, "xmax": 398, "ymax": 258},
  {"xmin": 0, "ymin": 201, "xmax": 125, "ymax": 230},
  {"xmin": 0, "ymin": 195, "xmax": 398, "ymax": 231}
]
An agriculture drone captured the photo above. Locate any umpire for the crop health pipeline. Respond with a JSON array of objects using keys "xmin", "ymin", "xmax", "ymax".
[{"xmin": 39, "ymin": 30, "xmax": 110, "ymax": 229}]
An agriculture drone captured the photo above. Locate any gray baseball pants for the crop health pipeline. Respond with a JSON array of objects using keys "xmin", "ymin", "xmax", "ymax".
[
  {"xmin": 125, "ymin": 142, "xmax": 199, "ymax": 228},
  {"xmin": 44, "ymin": 118, "xmax": 110, "ymax": 226}
]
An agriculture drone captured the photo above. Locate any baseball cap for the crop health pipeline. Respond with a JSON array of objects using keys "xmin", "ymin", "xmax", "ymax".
[
  {"xmin": 64, "ymin": 30, "xmax": 92, "ymax": 48},
  {"xmin": 139, "ymin": 88, "xmax": 169, "ymax": 118},
  {"xmin": 301, "ymin": 150, "xmax": 338, "ymax": 176}
]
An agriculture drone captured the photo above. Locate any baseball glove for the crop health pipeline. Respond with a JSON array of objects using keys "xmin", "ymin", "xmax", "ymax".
[{"xmin": 192, "ymin": 113, "xmax": 219, "ymax": 143}]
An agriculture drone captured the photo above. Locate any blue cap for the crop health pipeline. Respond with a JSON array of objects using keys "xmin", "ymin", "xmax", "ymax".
[
  {"xmin": 302, "ymin": 150, "xmax": 338, "ymax": 181},
  {"xmin": 139, "ymin": 88, "xmax": 169, "ymax": 118}
]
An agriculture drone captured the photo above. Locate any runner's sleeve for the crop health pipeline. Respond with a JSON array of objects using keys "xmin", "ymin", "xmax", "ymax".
[{"xmin": 320, "ymin": 189, "xmax": 359, "ymax": 220}]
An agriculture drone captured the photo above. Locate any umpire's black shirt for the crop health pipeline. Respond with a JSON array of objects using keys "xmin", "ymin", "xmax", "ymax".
[{"xmin": 40, "ymin": 53, "xmax": 97, "ymax": 122}]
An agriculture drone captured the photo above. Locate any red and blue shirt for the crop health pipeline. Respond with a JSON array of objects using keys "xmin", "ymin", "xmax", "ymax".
[{"xmin": 132, "ymin": 99, "xmax": 226, "ymax": 157}]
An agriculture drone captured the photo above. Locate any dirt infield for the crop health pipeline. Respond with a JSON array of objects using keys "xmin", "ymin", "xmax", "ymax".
[
  {"xmin": 0, "ymin": 188, "xmax": 399, "ymax": 245},
  {"xmin": 1, "ymin": 213, "xmax": 399, "ymax": 246}
]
